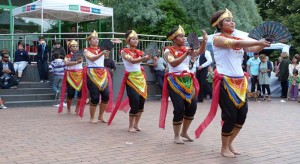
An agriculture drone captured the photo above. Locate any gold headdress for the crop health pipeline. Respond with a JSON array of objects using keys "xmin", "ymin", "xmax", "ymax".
[
  {"xmin": 212, "ymin": 8, "xmax": 233, "ymax": 27},
  {"xmin": 67, "ymin": 40, "xmax": 78, "ymax": 48},
  {"xmin": 86, "ymin": 30, "xmax": 98, "ymax": 40},
  {"xmin": 126, "ymin": 30, "xmax": 138, "ymax": 43},
  {"xmin": 167, "ymin": 25, "xmax": 185, "ymax": 40}
]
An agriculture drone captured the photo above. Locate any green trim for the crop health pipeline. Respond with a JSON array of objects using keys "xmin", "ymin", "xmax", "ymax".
[
  {"xmin": 98, "ymin": 20, "xmax": 101, "ymax": 37},
  {"xmin": 58, "ymin": 20, "xmax": 62, "ymax": 39},
  {"xmin": 8, "ymin": 0, "xmax": 12, "ymax": 6}
]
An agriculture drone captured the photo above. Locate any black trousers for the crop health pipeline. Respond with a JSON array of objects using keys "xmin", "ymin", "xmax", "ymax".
[
  {"xmin": 250, "ymin": 75, "xmax": 261, "ymax": 94},
  {"xmin": 196, "ymin": 70, "xmax": 210, "ymax": 101},
  {"xmin": 87, "ymin": 76, "xmax": 109, "ymax": 105},
  {"xmin": 126, "ymin": 84, "xmax": 145, "ymax": 115},
  {"xmin": 37, "ymin": 59, "xmax": 48, "ymax": 81},
  {"xmin": 281, "ymin": 80, "xmax": 289, "ymax": 98},
  {"xmin": 219, "ymin": 82, "xmax": 248, "ymax": 136},
  {"xmin": 168, "ymin": 85, "xmax": 197, "ymax": 123},
  {"xmin": 66, "ymin": 82, "xmax": 82, "ymax": 99}
]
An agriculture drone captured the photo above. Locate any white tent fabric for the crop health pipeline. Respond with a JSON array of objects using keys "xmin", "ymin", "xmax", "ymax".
[{"xmin": 12, "ymin": 0, "xmax": 113, "ymax": 33}]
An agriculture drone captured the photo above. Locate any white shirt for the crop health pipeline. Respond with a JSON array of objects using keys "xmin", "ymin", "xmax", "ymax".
[
  {"xmin": 121, "ymin": 50, "xmax": 141, "ymax": 72},
  {"xmin": 194, "ymin": 50, "xmax": 213, "ymax": 69},
  {"xmin": 84, "ymin": 49, "xmax": 104, "ymax": 67},
  {"xmin": 65, "ymin": 57, "xmax": 83, "ymax": 70},
  {"xmin": 164, "ymin": 48, "xmax": 190, "ymax": 74},
  {"xmin": 212, "ymin": 38, "xmax": 244, "ymax": 77}
]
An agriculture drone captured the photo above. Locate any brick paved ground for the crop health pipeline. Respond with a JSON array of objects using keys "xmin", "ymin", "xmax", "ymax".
[{"xmin": 0, "ymin": 98, "xmax": 300, "ymax": 164}]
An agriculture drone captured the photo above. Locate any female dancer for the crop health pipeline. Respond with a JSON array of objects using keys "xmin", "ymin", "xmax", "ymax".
[
  {"xmin": 195, "ymin": 9, "xmax": 270, "ymax": 157},
  {"xmin": 159, "ymin": 25, "xmax": 206, "ymax": 144},
  {"xmin": 108, "ymin": 30, "xmax": 149, "ymax": 132}
]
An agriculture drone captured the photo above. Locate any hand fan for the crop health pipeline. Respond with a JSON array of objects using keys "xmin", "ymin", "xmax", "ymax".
[
  {"xmin": 144, "ymin": 43, "xmax": 158, "ymax": 56},
  {"xmin": 100, "ymin": 39, "xmax": 114, "ymax": 51},
  {"xmin": 187, "ymin": 32, "xmax": 200, "ymax": 49},
  {"xmin": 248, "ymin": 21, "xmax": 292, "ymax": 43},
  {"xmin": 70, "ymin": 50, "xmax": 83, "ymax": 61}
]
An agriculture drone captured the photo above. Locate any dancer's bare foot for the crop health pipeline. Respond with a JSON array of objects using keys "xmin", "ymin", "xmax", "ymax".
[
  {"xmin": 229, "ymin": 145, "xmax": 241, "ymax": 155},
  {"xmin": 89, "ymin": 119, "xmax": 98, "ymax": 124},
  {"xmin": 98, "ymin": 118, "xmax": 107, "ymax": 123},
  {"xmin": 180, "ymin": 133, "xmax": 194, "ymax": 142},
  {"xmin": 174, "ymin": 136, "xmax": 184, "ymax": 144},
  {"xmin": 67, "ymin": 109, "xmax": 71, "ymax": 113},
  {"xmin": 221, "ymin": 147, "xmax": 236, "ymax": 158},
  {"xmin": 134, "ymin": 126, "xmax": 142, "ymax": 131},
  {"xmin": 128, "ymin": 127, "xmax": 137, "ymax": 133}
]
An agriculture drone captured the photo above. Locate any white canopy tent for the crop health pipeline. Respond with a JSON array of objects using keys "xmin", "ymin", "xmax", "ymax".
[{"xmin": 12, "ymin": 0, "xmax": 114, "ymax": 34}]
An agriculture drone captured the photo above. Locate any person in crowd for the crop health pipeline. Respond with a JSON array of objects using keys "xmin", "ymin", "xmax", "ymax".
[
  {"xmin": 79, "ymin": 31, "xmax": 113, "ymax": 124},
  {"xmin": 288, "ymin": 56, "xmax": 299, "ymax": 77},
  {"xmin": 104, "ymin": 52, "xmax": 116, "ymax": 78},
  {"xmin": 146, "ymin": 49, "xmax": 166, "ymax": 92},
  {"xmin": 14, "ymin": 43, "xmax": 31, "ymax": 82},
  {"xmin": 242, "ymin": 52, "xmax": 249, "ymax": 72},
  {"xmin": 36, "ymin": 36, "xmax": 49, "ymax": 83},
  {"xmin": 274, "ymin": 56, "xmax": 282, "ymax": 74},
  {"xmin": 258, "ymin": 54, "xmax": 272, "ymax": 101},
  {"xmin": 195, "ymin": 49, "xmax": 213, "ymax": 102},
  {"xmin": 288, "ymin": 69, "xmax": 300, "ymax": 101},
  {"xmin": 108, "ymin": 30, "xmax": 149, "ymax": 132},
  {"xmin": 195, "ymin": 8, "xmax": 270, "ymax": 158},
  {"xmin": 247, "ymin": 53, "xmax": 261, "ymax": 97},
  {"xmin": 58, "ymin": 40, "xmax": 83, "ymax": 114},
  {"xmin": 159, "ymin": 25, "xmax": 207, "ymax": 144},
  {"xmin": 0, "ymin": 50, "xmax": 19, "ymax": 89},
  {"xmin": 49, "ymin": 52, "xmax": 65, "ymax": 100},
  {"xmin": 206, "ymin": 65, "xmax": 214, "ymax": 99},
  {"xmin": 265, "ymin": 56, "xmax": 274, "ymax": 72},
  {"xmin": 52, "ymin": 40, "xmax": 66, "ymax": 60},
  {"xmin": 278, "ymin": 52, "xmax": 290, "ymax": 98}
]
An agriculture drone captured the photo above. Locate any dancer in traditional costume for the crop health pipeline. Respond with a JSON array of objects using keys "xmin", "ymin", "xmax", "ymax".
[
  {"xmin": 108, "ymin": 30, "xmax": 149, "ymax": 133},
  {"xmin": 58, "ymin": 40, "xmax": 83, "ymax": 114},
  {"xmin": 194, "ymin": 9, "xmax": 270, "ymax": 157},
  {"xmin": 78, "ymin": 30, "xmax": 113, "ymax": 124},
  {"xmin": 159, "ymin": 25, "xmax": 207, "ymax": 144}
]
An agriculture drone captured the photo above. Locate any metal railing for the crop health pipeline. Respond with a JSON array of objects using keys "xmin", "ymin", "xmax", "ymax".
[{"xmin": 0, "ymin": 32, "xmax": 172, "ymax": 63}]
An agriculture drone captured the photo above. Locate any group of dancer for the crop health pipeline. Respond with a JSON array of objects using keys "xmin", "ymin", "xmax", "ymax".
[{"xmin": 57, "ymin": 9, "xmax": 270, "ymax": 158}]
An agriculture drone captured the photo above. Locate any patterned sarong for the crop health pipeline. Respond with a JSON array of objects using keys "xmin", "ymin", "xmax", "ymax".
[
  {"xmin": 126, "ymin": 71, "xmax": 147, "ymax": 99},
  {"xmin": 87, "ymin": 68, "xmax": 108, "ymax": 91},
  {"xmin": 167, "ymin": 75, "xmax": 195, "ymax": 104},
  {"xmin": 67, "ymin": 71, "xmax": 83, "ymax": 91},
  {"xmin": 223, "ymin": 76, "xmax": 247, "ymax": 109}
]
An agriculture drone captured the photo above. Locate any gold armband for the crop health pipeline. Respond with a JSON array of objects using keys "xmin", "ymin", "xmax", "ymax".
[
  {"xmin": 224, "ymin": 38, "xmax": 233, "ymax": 48},
  {"xmin": 124, "ymin": 54, "xmax": 132, "ymax": 60},
  {"xmin": 166, "ymin": 54, "xmax": 175, "ymax": 62}
]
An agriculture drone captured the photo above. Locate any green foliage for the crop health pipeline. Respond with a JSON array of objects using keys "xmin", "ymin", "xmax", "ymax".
[{"xmin": 256, "ymin": 0, "xmax": 300, "ymax": 53}]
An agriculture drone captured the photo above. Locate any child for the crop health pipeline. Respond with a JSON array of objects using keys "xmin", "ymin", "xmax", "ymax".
[
  {"xmin": 49, "ymin": 53, "xmax": 65, "ymax": 100},
  {"xmin": 288, "ymin": 69, "xmax": 300, "ymax": 101},
  {"xmin": 14, "ymin": 43, "xmax": 31, "ymax": 82}
]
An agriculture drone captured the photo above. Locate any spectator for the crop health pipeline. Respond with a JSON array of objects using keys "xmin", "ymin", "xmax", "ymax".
[
  {"xmin": 206, "ymin": 65, "xmax": 214, "ymax": 99},
  {"xmin": 274, "ymin": 56, "xmax": 282, "ymax": 74},
  {"xmin": 104, "ymin": 52, "xmax": 116, "ymax": 78},
  {"xmin": 242, "ymin": 52, "xmax": 249, "ymax": 72},
  {"xmin": 52, "ymin": 40, "xmax": 66, "ymax": 60},
  {"xmin": 14, "ymin": 43, "xmax": 31, "ymax": 82},
  {"xmin": 146, "ymin": 50, "xmax": 166, "ymax": 92},
  {"xmin": 288, "ymin": 69, "xmax": 300, "ymax": 101},
  {"xmin": 278, "ymin": 52, "xmax": 290, "ymax": 98},
  {"xmin": 247, "ymin": 53, "xmax": 261, "ymax": 96},
  {"xmin": 258, "ymin": 54, "xmax": 272, "ymax": 101},
  {"xmin": 36, "ymin": 36, "xmax": 50, "ymax": 83},
  {"xmin": 0, "ymin": 50, "xmax": 18, "ymax": 89},
  {"xmin": 288, "ymin": 56, "xmax": 299, "ymax": 77},
  {"xmin": 49, "ymin": 52, "xmax": 65, "ymax": 100},
  {"xmin": 195, "ymin": 49, "xmax": 213, "ymax": 102}
]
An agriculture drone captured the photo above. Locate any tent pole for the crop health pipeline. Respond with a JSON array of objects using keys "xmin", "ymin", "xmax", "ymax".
[
  {"xmin": 58, "ymin": 20, "xmax": 62, "ymax": 39},
  {"xmin": 41, "ymin": 0, "xmax": 44, "ymax": 34},
  {"xmin": 8, "ymin": 0, "xmax": 14, "ymax": 58},
  {"xmin": 98, "ymin": 20, "xmax": 101, "ymax": 38}
]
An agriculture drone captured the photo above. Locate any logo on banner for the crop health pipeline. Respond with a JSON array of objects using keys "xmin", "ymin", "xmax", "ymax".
[
  {"xmin": 80, "ymin": 6, "xmax": 90, "ymax": 12},
  {"xmin": 69, "ymin": 5, "xmax": 79, "ymax": 11},
  {"xmin": 91, "ymin": 8, "xmax": 101, "ymax": 14},
  {"xmin": 24, "ymin": 5, "xmax": 36, "ymax": 12}
]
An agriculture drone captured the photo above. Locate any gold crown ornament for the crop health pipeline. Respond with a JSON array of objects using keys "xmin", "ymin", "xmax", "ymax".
[
  {"xmin": 167, "ymin": 25, "xmax": 185, "ymax": 40},
  {"xmin": 68, "ymin": 40, "xmax": 78, "ymax": 48},
  {"xmin": 86, "ymin": 30, "xmax": 99, "ymax": 40},
  {"xmin": 126, "ymin": 30, "xmax": 138, "ymax": 43},
  {"xmin": 212, "ymin": 8, "xmax": 233, "ymax": 27}
]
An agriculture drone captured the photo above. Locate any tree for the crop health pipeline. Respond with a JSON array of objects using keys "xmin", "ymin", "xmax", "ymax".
[{"xmin": 256, "ymin": 0, "xmax": 300, "ymax": 53}]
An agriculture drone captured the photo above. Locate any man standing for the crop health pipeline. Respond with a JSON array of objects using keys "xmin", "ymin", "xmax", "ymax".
[
  {"xmin": 36, "ymin": 36, "xmax": 49, "ymax": 82},
  {"xmin": 247, "ymin": 53, "xmax": 261, "ymax": 96},
  {"xmin": 195, "ymin": 49, "xmax": 213, "ymax": 102}
]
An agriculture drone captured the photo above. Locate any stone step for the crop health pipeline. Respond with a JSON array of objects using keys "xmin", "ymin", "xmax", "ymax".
[
  {"xmin": 17, "ymin": 81, "xmax": 52, "ymax": 88},
  {"xmin": 1, "ymin": 88, "xmax": 53, "ymax": 95},
  {"xmin": 2, "ymin": 93, "xmax": 55, "ymax": 101},
  {"xmin": 5, "ymin": 100, "xmax": 60, "ymax": 108}
]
